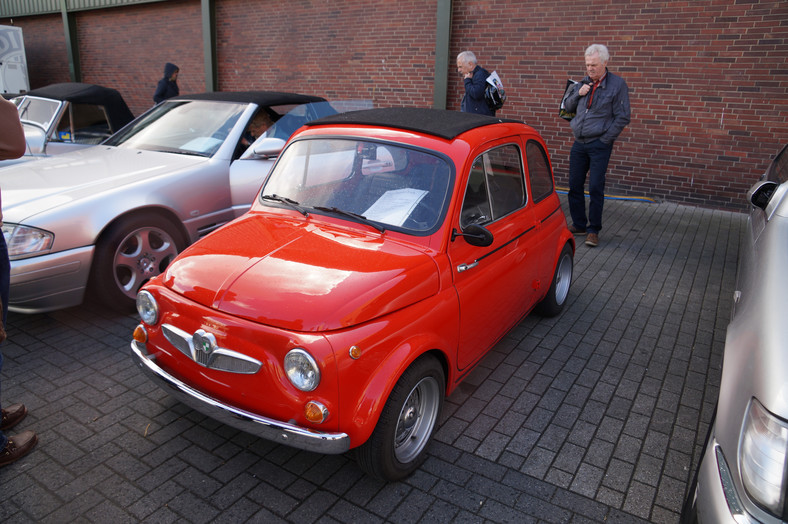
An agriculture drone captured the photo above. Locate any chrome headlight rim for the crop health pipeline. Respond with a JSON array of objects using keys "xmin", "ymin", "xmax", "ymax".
[
  {"xmin": 136, "ymin": 290, "xmax": 159, "ymax": 325},
  {"xmin": 284, "ymin": 348, "xmax": 320, "ymax": 392}
]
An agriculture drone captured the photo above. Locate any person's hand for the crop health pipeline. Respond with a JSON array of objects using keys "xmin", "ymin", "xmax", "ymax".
[
  {"xmin": 578, "ymin": 83, "xmax": 592, "ymax": 96},
  {"xmin": 464, "ymin": 72, "xmax": 473, "ymax": 80}
]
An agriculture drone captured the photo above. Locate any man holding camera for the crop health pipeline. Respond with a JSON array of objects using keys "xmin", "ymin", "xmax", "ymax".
[{"xmin": 562, "ymin": 44, "xmax": 630, "ymax": 247}]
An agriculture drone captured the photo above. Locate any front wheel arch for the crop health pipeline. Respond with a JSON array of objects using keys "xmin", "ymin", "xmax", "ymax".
[{"xmin": 354, "ymin": 354, "xmax": 445, "ymax": 481}]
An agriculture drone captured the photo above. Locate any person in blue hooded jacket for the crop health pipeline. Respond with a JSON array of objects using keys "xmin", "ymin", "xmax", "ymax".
[{"xmin": 153, "ymin": 62, "xmax": 180, "ymax": 104}]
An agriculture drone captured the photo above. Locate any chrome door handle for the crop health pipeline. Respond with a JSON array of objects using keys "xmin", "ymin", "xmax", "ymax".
[{"xmin": 457, "ymin": 261, "xmax": 478, "ymax": 273}]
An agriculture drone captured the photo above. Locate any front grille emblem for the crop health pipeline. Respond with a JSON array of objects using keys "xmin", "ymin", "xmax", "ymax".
[{"xmin": 192, "ymin": 329, "xmax": 217, "ymax": 356}]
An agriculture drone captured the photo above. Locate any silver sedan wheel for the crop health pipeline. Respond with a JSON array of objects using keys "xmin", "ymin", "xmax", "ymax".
[{"xmin": 113, "ymin": 226, "xmax": 180, "ymax": 299}]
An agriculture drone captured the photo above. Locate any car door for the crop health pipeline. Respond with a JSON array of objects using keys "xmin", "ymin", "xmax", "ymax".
[
  {"xmin": 448, "ymin": 140, "xmax": 541, "ymax": 371},
  {"xmin": 524, "ymin": 138, "xmax": 564, "ymax": 284}
]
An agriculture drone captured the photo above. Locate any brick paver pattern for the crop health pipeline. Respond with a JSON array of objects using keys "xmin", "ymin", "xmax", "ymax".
[{"xmin": 0, "ymin": 196, "xmax": 744, "ymax": 523}]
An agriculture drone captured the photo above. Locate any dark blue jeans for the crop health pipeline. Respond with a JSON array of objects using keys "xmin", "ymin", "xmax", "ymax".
[
  {"xmin": 0, "ymin": 233, "xmax": 10, "ymax": 450},
  {"xmin": 568, "ymin": 139, "xmax": 613, "ymax": 234}
]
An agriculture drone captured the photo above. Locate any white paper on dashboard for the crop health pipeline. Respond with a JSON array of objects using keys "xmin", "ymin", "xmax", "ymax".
[{"xmin": 363, "ymin": 188, "xmax": 428, "ymax": 226}]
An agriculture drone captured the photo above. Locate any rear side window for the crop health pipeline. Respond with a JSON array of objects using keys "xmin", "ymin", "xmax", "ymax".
[
  {"xmin": 460, "ymin": 144, "xmax": 525, "ymax": 227},
  {"xmin": 525, "ymin": 140, "xmax": 554, "ymax": 203}
]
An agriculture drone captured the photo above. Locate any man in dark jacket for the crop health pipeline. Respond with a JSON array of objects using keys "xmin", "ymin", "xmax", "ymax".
[
  {"xmin": 153, "ymin": 62, "xmax": 180, "ymax": 104},
  {"xmin": 457, "ymin": 51, "xmax": 495, "ymax": 116},
  {"xmin": 562, "ymin": 44, "xmax": 630, "ymax": 247}
]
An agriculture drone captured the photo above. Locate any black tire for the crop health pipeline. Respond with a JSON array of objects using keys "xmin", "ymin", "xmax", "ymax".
[
  {"xmin": 535, "ymin": 242, "xmax": 573, "ymax": 317},
  {"xmin": 89, "ymin": 214, "xmax": 185, "ymax": 312},
  {"xmin": 355, "ymin": 355, "xmax": 445, "ymax": 481}
]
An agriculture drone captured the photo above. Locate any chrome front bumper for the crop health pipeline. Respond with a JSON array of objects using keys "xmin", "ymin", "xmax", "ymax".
[{"xmin": 131, "ymin": 341, "xmax": 350, "ymax": 455}]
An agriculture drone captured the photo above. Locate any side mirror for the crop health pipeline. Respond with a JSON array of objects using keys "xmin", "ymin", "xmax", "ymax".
[
  {"xmin": 252, "ymin": 137, "xmax": 286, "ymax": 159},
  {"xmin": 452, "ymin": 224, "xmax": 494, "ymax": 247},
  {"xmin": 747, "ymin": 180, "xmax": 778, "ymax": 210}
]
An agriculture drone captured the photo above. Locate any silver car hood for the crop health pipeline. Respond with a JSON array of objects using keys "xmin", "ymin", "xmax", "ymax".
[{"xmin": 1, "ymin": 146, "xmax": 205, "ymax": 223}]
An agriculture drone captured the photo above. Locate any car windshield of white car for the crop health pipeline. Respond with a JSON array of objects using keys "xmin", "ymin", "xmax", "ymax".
[
  {"xmin": 261, "ymin": 138, "xmax": 453, "ymax": 235},
  {"xmin": 104, "ymin": 100, "xmax": 246, "ymax": 157},
  {"xmin": 16, "ymin": 96, "xmax": 61, "ymax": 129}
]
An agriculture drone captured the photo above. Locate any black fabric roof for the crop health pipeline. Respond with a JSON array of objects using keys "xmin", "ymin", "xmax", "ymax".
[
  {"xmin": 304, "ymin": 107, "xmax": 521, "ymax": 140},
  {"xmin": 25, "ymin": 82, "xmax": 134, "ymax": 131},
  {"xmin": 171, "ymin": 91, "xmax": 326, "ymax": 107}
]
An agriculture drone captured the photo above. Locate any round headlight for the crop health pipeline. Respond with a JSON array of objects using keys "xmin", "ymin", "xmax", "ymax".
[
  {"xmin": 136, "ymin": 290, "xmax": 159, "ymax": 325},
  {"xmin": 284, "ymin": 349, "xmax": 320, "ymax": 392}
]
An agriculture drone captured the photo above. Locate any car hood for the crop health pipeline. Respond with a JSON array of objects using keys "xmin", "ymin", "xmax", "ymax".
[
  {"xmin": 161, "ymin": 212, "xmax": 440, "ymax": 332},
  {"xmin": 0, "ymin": 147, "xmax": 205, "ymax": 222}
]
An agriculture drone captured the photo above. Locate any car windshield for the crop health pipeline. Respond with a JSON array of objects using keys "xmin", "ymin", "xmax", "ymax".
[
  {"xmin": 261, "ymin": 138, "xmax": 453, "ymax": 234},
  {"xmin": 261, "ymin": 100, "xmax": 373, "ymax": 142},
  {"xmin": 104, "ymin": 99, "xmax": 247, "ymax": 157},
  {"xmin": 15, "ymin": 96, "xmax": 62, "ymax": 129}
]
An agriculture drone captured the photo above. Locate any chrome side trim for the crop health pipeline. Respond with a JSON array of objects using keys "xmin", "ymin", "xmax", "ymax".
[{"xmin": 130, "ymin": 341, "xmax": 350, "ymax": 454}]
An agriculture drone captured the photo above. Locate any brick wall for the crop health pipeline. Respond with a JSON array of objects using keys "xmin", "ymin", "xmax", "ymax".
[{"xmin": 3, "ymin": 0, "xmax": 787, "ymax": 211}]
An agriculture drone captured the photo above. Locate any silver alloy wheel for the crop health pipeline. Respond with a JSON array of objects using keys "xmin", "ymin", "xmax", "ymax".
[
  {"xmin": 393, "ymin": 375, "xmax": 441, "ymax": 464},
  {"xmin": 113, "ymin": 226, "xmax": 179, "ymax": 299},
  {"xmin": 554, "ymin": 252, "xmax": 572, "ymax": 306}
]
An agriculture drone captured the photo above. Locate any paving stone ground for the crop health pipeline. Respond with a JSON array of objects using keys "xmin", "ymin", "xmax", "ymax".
[{"xmin": 0, "ymin": 195, "xmax": 745, "ymax": 523}]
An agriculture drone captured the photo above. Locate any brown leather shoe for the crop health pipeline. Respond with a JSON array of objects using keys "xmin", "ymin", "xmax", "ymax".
[
  {"xmin": 1, "ymin": 404, "xmax": 27, "ymax": 431},
  {"xmin": 585, "ymin": 232, "xmax": 599, "ymax": 247},
  {"xmin": 0, "ymin": 430, "xmax": 37, "ymax": 467},
  {"xmin": 568, "ymin": 224, "xmax": 587, "ymax": 236}
]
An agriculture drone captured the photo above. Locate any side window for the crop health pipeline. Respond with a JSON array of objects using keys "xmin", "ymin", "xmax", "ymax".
[
  {"xmin": 526, "ymin": 140, "xmax": 554, "ymax": 203},
  {"xmin": 460, "ymin": 144, "xmax": 525, "ymax": 227}
]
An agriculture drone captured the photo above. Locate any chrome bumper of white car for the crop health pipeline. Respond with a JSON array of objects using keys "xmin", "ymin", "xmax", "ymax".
[
  {"xmin": 9, "ymin": 246, "xmax": 94, "ymax": 313},
  {"xmin": 131, "ymin": 341, "xmax": 351, "ymax": 455}
]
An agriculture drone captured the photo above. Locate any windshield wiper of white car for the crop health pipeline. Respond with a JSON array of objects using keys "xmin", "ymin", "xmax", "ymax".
[
  {"xmin": 313, "ymin": 206, "xmax": 386, "ymax": 233},
  {"xmin": 260, "ymin": 194, "xmax": 309, "ymax": 217}
]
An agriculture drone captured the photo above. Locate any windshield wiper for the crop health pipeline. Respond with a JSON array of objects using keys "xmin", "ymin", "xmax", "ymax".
[
  {"xmin": 313, "ymin": 206, "xmax": 385, "ymax": 233},
  {"xmin": 261, "ymin": 194, "xmax": 309, "ymax": 217}
]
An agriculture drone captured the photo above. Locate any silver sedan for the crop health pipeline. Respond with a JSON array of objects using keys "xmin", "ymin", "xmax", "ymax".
[
  {"xmin": 683, "ymin": 143, "xmax": 788, "ymax": 523},
  {"xmin": 2, "ymin": 91, "xmax": 330, "ymax": 314}
]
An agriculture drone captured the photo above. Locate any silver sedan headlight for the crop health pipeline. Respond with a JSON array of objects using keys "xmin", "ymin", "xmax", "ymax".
[
  {"xmin": 2, "ymin": 223, "xmax": 54, "ymax": 259},
  {"xmin": 740, "ymin": 398, "xmax": 788, "ymax": 517},
  {"xmin": 284, "ymin": 348, "xmax": 320, "ymax": 392}
]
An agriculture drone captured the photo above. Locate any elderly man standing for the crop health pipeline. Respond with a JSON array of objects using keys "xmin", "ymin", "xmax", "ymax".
[
  {"xmin": 562, "ymin": 44, "xmax": 630, "ymax": 247},
  {"xmin": 457, "ymin": 51, "xmax": 495, "ymax": 116}
]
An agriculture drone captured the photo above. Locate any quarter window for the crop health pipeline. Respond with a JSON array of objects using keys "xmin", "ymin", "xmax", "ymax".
[
  {"xmin": 460, "ymin": 144, "xmax": 525, "ymax": 227},
  {"xmin": 526, "ymin": 140, "xmax": 554, "ymax": 203}
]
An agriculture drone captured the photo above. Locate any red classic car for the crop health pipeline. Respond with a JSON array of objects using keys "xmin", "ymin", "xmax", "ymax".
[{"xmin": 131, "ymin": 108, "xmax": 575, "ymax": 480}]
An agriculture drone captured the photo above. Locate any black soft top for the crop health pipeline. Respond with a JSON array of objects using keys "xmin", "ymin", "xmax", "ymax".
[
  {"xmin": 24, "ymin": 82, "xmax": 134, "ymax": 131},
  {"xmin": 170, "ymin": 91, "xmax": 326, "ymax": 107},
  {"xmin": 305, "ymin": 107, "xmax": 521, "ymax": 140}
]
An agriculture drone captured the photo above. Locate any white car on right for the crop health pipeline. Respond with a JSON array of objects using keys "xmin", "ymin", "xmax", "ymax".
[{"xmin": 683, "ymin": 143, "xmax": 788, "ymax": 523}]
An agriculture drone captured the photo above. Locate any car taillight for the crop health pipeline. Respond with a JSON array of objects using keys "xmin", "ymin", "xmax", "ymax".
[{"xmin": 740, "ymin": 398, "xmax": 788, "ymax": 517}]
